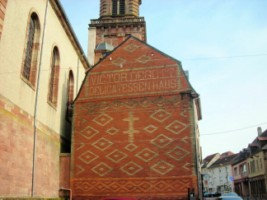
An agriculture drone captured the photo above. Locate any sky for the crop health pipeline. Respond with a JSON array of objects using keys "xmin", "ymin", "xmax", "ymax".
[{"xmin": 60, "ymin": 0, "xmax": 267, "ymax": 158}]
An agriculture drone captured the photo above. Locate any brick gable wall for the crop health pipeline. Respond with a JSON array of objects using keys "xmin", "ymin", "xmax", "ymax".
[{"xmin": 72, "ymin": 38, "xmax": 198, "ymax": 200}]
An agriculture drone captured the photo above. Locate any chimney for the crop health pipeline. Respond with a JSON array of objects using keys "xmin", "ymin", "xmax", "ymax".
[
  {"xmin": 257, "ymin": 127, "xmax": 262, "ymax": 136},
  {"xmin": 185, "ymin": 70, "xmax": 189, "ymax": 79}
]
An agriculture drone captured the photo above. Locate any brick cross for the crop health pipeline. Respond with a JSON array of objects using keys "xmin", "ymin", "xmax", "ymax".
[{"xmin": 123, "ymin": 112, "xmax": 140, "ymax": 143}]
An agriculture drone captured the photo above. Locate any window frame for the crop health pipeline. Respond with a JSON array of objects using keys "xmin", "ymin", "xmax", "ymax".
[
  {"xmin": 48, "ymin": 46, "xmax": 60, "ymax": 108},
  {"xmin": 21, "ymin": 12, "xmax": 41, "ymax": 88}
]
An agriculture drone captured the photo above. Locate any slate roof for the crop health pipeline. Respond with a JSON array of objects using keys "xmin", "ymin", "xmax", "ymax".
[
  {"xmin": 96, "ymin": 42, "xmax": 114, "ymax": 51},
  {"xmin": 209, "ymin": 153, "xmax": 237, "ymax": 168},
  {"xmin": 232, "ymin": 148, "xmax": 250, "ymax": 165},
  {"xmin": 248, "ymin": 128, "xmax": 267, "ymax": 154}
]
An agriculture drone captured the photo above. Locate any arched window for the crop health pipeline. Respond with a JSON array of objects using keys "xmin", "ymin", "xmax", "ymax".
[
  {"xmin": 67, "ymin": 70, "xmax": 74, "ymax": 104},
  {"xmin": 21, "ymin": 12, "xmax": 40, "ymax": 87},
  {"xmin": 66, "ymin": 70, "xmax": 74, "ymax": 121},
  {"xmin": 48, "ymin": 47, "xmax": 60, "ymax": 107}
]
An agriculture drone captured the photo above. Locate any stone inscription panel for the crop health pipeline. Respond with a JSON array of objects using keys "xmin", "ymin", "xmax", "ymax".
[{"xmin": 85, "ymin": 65, "xmax": 180, "ymax": 99}]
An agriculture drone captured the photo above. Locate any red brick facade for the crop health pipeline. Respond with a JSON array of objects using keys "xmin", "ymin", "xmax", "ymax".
[
  {"xmin": 72, "ymin": 37, "xmax": 199, "ymax": 200},
  {"xmin": 0, "ymin": 94, "xmax": 60, "ymax": 197},
  {"xmin": 0, "ymin": 0, "xmax": 8, "ymax": 40}
]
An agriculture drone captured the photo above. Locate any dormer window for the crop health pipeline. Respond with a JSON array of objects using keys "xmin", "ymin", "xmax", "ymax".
[{"xmin": 112, "ymin": 0, "xmax": 125, "ymax": 16}]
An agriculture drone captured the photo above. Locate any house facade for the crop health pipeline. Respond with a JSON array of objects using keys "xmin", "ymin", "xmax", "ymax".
[
  {"xmin": 232, "ymin": 149, "xmax": 250, "ymax": 198},
  {"xmin": 71, "ymin": 36, "xmax": 202, "ymax": 200},
  {"xmin": 202, "ymin": 152, "xmax": 236, "ymax": 194},
  {"xmin": 231, "ymin": 128, "xmax": 267, "ymax": 199},
  {"xmin": 202, "ymin": 153, "xmax": 220, "ymax": 192}
]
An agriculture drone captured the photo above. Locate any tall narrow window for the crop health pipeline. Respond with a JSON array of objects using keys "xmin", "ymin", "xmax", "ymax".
[
  {"xmin": 112, "ymin": 0, "xmax": 118, "ymax": 16},
  {"xmin": 48, "ymin": 47, "xmax": 60, "ymax": 107},
  {"xmin": 22, "ymin": 13, "xmax": 40, "ymax": 87},
  {"xmin": 67, "ymin": 70, "xmax": 74, "ymax": 104},
  {"xmin": 112, "ymin": 0, "xmax": 125, "ymax": 15},
  {"xmin": 119, "ymin": 0, "xmax": 125, "ymax": 15},
  {"xmin": 66, "ymin": 70, "xmax": 74, "ymax": 121}
]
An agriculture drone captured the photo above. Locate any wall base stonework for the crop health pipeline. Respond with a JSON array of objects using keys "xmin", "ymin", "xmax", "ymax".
[{"xmin": 0, "ymin": 95, "xmax": 60, "ymax": 198}]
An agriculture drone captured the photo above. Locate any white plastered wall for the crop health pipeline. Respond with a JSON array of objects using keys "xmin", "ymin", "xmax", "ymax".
[{"xmin": 0, "ymin": 0, "xmax": 86, "ymax": 134}]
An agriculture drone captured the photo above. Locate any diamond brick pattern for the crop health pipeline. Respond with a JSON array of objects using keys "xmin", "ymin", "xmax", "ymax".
[
  {"xmin": 151, "ymin": 161, "xmax": 174, "ymax": 175},
  {"xmin": 73, "ymin": 37, "xmax": 197, "ymax": 199},
  {"xmin": 73, "ymin": 176, "xmax": 195, "ymax": 196},
  {"xmin": 78, "ymin": 150, "xmax": 99, "ymax": 164},
  {"xmin": 124, "ymin": 43, "xmax": 140, "ymax": 53},
  {"xmin": 106, "ymin": 149, "xmax": 128, "ymax": 163},
  {"xmin": 167, "ymin": 146, "xmax": 190, "ymax": 161},
  {"xmin": 135, "ymin": 148, "xmax": 158, "ymax": 162},
  {"xmin": 112, "ymin": 57, "xmax": 126, "ymax": 66},
  {"xmin": 150, "ymin": 109, "xmax": 172, "ymax": 123},
  {"xmin": 92, "ymin": 137, "xmax": 113, "ymax": 151},
  {"xmin": 92, "ymin": 162, "xmax": 112, "ymax": 177},
  {"xmin": 106, "ymin": 127, "xmax": 119, "ymax": 135},
  {"xmin": 143, "ymin": 124, "xmax": 158, "ymax": 134},
  {"xmin": 165, "ymin": 120, "xmax": 187, "ymax": 134},
  {"xmin": 136, "ymin": 55, "xmax": 151, "ymax": 63},
  {"xmin": 151, "ymin": 134, "xmax": 173, "ymax": 149},
  {"xmin": 124, "ymin": 143, "xmax": 138, "ymax": 152},
  {"xmin": 80, "ymin": 126, "xmax": 99, "ymax": 140},
  {"xmin": 93, "ymin": 113, "xmax": 113, "ymax": 126},
  {"xmin": 120, "ymin": 161, "xmax": 143, "ymax": 176}
]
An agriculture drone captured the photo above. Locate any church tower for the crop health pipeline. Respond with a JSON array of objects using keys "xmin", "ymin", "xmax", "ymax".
[{"xmin": 88, "ymin": 0, "xmax": 146, "ymax": 65}]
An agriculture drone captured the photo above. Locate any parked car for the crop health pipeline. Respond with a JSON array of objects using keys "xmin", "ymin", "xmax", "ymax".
[
  {"xmin": 218, "ymin": 192, "xmax": 243, "ymax": 200},
  {"xmin": 222, "ymin": 192, "xmax": 238, "ymax": 197},
  {"xmin": 203, "ymin": 192, "xmax": 221, "ymax": 197}
]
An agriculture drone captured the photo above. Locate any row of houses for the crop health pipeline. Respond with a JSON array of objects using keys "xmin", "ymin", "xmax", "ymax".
[{"xmin": 202, "ymin": 127, "xmax": 267, "ymax": 199}]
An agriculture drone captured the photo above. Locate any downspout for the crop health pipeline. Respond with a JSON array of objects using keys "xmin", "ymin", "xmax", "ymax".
[
  {"xmin": 191, "ymin": 96, "xmax": 202, "ymax": 200},
  {"xmin": 31, "ymin": 0, "xmax": 49, "ymax": 197}
]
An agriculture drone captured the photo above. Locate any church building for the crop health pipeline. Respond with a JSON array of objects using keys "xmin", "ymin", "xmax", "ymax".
[
  {"xmin": 0, "ymin": 0, "xmax": 89, "ymax": 198},
  {"xmin": 71, "ymin": 0, "xmax": 202, "ymax": 200}
]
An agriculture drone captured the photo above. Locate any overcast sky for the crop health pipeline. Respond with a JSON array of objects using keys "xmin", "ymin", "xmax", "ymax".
[{"xmin": 60, "ymin": 0, "xmax": 267, "ymax": 158}]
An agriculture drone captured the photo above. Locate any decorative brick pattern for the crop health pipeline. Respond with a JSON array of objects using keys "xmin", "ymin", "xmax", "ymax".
[
  {"xmin": 72, "ymin": 37, "xmax": 197, "ymax": 200},
  {"xmin": 72, "ymin": 176, "xmax": 197, "ymax": 200}
]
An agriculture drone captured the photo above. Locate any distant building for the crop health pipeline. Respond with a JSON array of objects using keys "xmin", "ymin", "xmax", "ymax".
[
  {"xmin": 202, "ymin": 152, "xmax": 237, "ymax": 194},
  {"xmin": 232, "ymin": 128, "xmax": 267, "ymax": 199},
  {"xmin": 202, "ymin": 153, "xmax": 221, "ymax": 192},
  {"xmin": 232, "ymin": 149, "xmax": 250, "ymax": 198}
]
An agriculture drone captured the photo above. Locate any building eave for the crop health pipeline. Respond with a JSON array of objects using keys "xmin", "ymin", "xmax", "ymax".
[{"xmin": 50, "ymin": 0, "xmax": 90, "ymax": 69}]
